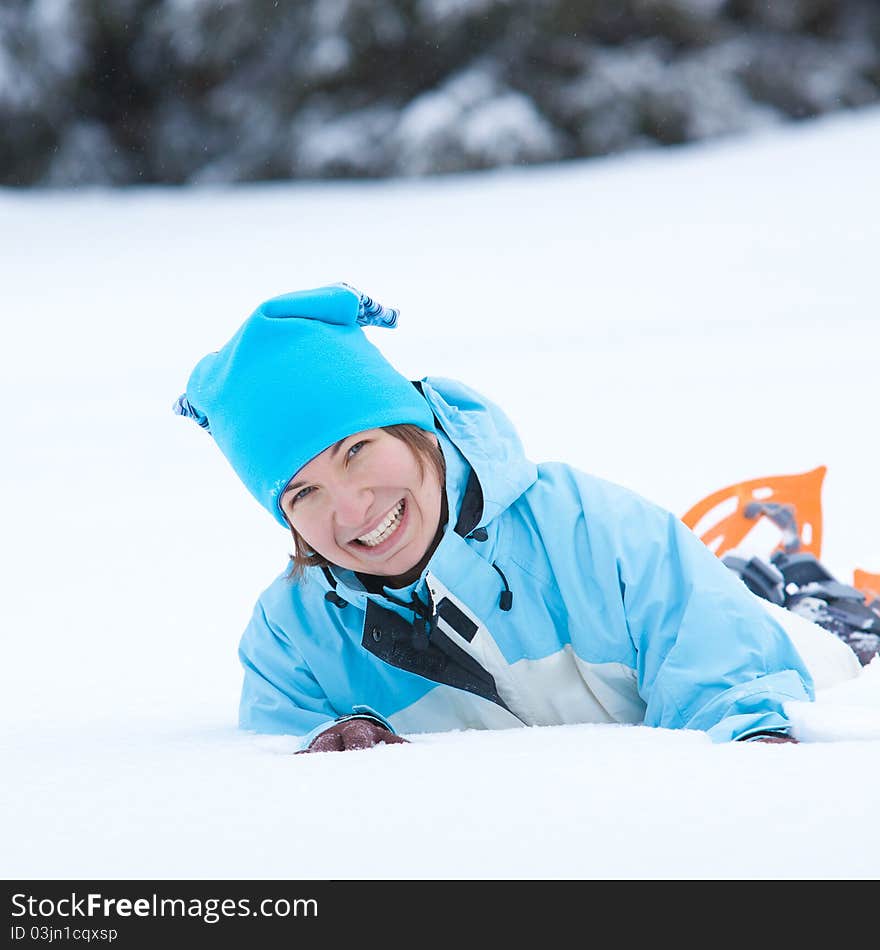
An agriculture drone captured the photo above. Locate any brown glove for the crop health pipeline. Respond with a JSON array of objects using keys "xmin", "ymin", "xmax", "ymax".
[
  {"xmin": 748, "ymin": 734, "xmax": 799, "ymax": 744},
  {"xmin": 295, "ymin": 717, "xmax": 409, "ymax": 754}
]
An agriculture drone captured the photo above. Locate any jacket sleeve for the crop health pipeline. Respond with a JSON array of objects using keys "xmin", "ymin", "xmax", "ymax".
[
  {"xmin": 237, "ymin": 599, "xmax": 397, "ymax": 748},
  {"xmin": 586, "ymin": 477, "xmax": 815, "ymax": 742}
]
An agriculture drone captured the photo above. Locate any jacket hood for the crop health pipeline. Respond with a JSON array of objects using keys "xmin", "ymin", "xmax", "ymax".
[{"xmin": 418, "ymin": 376, "xmax": 538, "ymax": 529}]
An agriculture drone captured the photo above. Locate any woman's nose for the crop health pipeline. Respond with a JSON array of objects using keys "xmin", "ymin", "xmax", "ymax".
[{"xmin": 332, "ymin": 487, "xmax": 373, "ymax": 529}]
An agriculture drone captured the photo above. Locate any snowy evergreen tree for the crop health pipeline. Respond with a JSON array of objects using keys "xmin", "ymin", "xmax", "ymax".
[{"xmin": 1, "ymin": 0, "xmax": 878, "ymax": 185}]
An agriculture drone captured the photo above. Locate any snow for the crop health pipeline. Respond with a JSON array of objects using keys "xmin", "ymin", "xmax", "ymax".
[{"xmin": 3, "ymin": 106, "xmax": 880, "ymax": 881}]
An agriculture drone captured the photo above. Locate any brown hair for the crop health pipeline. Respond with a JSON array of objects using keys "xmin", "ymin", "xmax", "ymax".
[{"xmin": 286, "ymin": 424, "xmax": 446, "ymax": 582}]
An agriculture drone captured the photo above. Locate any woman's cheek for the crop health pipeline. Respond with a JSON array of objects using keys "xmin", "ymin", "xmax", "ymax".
[{"xmin": 291, "ymin": 514, "xmax": 319, "ymax": 549}]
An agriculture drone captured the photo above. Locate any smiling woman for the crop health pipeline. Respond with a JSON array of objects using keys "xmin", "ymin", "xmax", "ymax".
[
  {"xmin": 283, "ymin": 424, "xmax": 447, "ymax": 586},
  {"xmin": 174, "ymin": 282, "xmax": 861, "ymax": 754}
]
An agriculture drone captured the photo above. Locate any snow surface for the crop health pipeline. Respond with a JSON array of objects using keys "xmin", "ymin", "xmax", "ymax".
[{"xmin": 2, "ymin": 107, "xmax": 880, "ymax": 881}]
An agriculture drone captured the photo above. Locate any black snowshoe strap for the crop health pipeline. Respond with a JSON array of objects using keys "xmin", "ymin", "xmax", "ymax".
[{"xmin": 722, "ymin": 550, "xmax": 880, "ymax": 666}]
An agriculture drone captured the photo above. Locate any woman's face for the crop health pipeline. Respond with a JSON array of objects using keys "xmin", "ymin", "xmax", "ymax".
[{"xmin": 280, "ymin": 428, "xmax": 443, "ymax": 577}]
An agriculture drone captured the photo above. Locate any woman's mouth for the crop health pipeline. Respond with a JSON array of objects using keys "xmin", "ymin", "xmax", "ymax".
[{"xmin": 353, "ymin": 499, "xmax": 406, "ymax": 549}]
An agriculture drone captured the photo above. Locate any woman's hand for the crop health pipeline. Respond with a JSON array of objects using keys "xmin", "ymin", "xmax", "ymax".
[{"xmin": 296, "ymin": 718, "xmax": 409, "ymax": 753}]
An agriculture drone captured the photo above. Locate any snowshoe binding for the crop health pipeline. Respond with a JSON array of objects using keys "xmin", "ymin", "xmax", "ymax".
[
  {"xmin": 683, "ymin": 467, "xmax": 880, "ymax": 667},
  {"xmin": 722, "ymin": 550, "xmax": 880, "ymax": 666}
]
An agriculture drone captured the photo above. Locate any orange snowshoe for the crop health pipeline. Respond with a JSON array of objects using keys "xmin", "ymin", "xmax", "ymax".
[
  {"xmin": 681, "ymin": 465, "xmax": 825, "ymax": 560},
  {"xmin": 682, "ymin": 466, "xmax": 879, "ymax": 666}
]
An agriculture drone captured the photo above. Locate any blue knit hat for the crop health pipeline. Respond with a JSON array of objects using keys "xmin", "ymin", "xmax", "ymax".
[{"xmin": 174, "ymin": 282, "xmax": 436, "ymax": 527}]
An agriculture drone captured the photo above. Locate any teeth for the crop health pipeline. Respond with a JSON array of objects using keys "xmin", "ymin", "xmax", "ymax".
[{"xmin": 357, "ymin": 501, "xmax": 405, "ymax": 547}]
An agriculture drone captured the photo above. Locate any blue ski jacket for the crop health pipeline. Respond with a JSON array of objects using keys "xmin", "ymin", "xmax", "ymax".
[{"xmin": 238, "ymin": 376, "xmax": 820, "ymax": 746}]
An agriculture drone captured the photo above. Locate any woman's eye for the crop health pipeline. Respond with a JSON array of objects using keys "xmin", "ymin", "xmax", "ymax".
[
  {"xmin": 293, "ymin": 487, "xmax": 314, "ymax": 504},
  {"xmin": 347, "ymin": 440, "xmax": 366, "ymax": 459}
]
